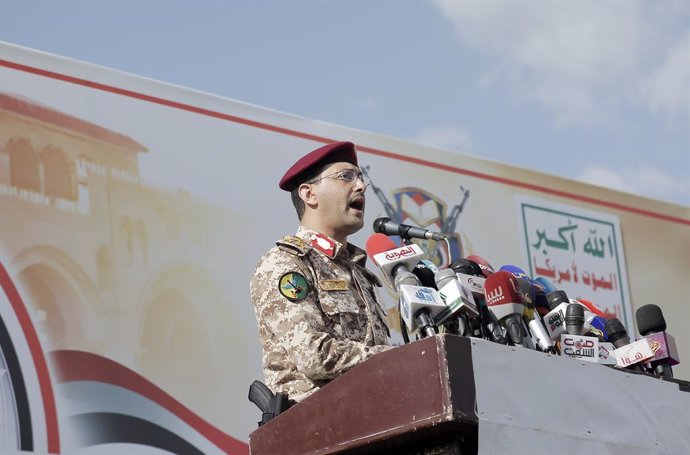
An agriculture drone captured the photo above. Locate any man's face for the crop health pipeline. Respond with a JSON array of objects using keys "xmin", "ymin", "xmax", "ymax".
[{"xmin": 310, "ymin": 162, "xmax": 367, "ymax": 238}]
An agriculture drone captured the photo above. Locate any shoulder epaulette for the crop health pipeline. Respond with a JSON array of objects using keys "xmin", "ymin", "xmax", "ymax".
[{"xmin": 276, "ymin": 235, "xmax": 310, "ymax": 257}]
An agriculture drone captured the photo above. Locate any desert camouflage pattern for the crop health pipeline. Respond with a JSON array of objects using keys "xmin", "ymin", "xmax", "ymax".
[{"xmin": 250, "ymin": 226, "xmax": 392, "ymax": 402}]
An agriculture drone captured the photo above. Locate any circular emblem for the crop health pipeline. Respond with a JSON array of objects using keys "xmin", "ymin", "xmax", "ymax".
[{"xmin": 278, "ymin": 272, "xmax": 310, "ymax": 302}]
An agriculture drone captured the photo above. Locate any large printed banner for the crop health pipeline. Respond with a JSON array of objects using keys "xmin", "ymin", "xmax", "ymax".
[
  {"xmin": 517, "ymin": 196, "xmax": 633, "ymax": 330},
  {"xmin": 0, "ymin": 41, "xmax": 688, "ymax": 454}
]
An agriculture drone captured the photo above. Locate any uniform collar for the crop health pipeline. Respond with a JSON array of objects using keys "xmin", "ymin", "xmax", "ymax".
[
  {"xmin": 296, "ymin": 226, "xmax": 366, "ymax": 265},
  {"xmin": 296, "ymin": 226, "xmax": 342, "ymax": 259}
]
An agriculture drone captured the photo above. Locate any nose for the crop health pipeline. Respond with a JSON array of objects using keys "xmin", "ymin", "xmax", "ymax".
[{"xmin": 353, "ymin": 175, "xmax": 368, "ymax": 192}]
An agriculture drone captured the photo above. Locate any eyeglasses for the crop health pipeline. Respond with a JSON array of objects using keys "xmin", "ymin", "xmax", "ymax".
[{"xmin": 309, "ymin": 169, "xmax": 369, "ymax": 188}]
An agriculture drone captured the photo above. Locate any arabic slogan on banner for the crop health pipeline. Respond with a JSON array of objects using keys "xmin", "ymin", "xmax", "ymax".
[{"xmin": 516, "ymin": 197, "xmax": 634, "ymax": 330}]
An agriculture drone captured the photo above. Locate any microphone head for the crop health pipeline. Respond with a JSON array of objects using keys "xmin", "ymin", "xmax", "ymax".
[
  {"xmin": 434, "ymin": 270, "xmax": 479, "ymax": 323},
  {"xmin": 450, "ymin": 258, "xmax": 483, "ymax": 277},
  {"xmin": 534, "ymin": 276, "xmax": 558, "ymax": 293},
  {"xmin": 372, "ymin": 217, "xmax": 391, "ymax": 234},
  {"xmin": 605, "ymin": 318, "xmax": 630, "ymax": 347},
  {"xmin": 399, "ymin": 285, "xmax": 446, "ymax": 333},
  {"xmin": 499, "ymin": 265, "xmax": 539, "ymax": 308},
  {"xmin": 565, "ymin": 303, "xmax": 585, "ymax": 335},
  {"xmin": 546, "ymin": 290, "xmax": 569, "ymax": 310},
  {"xmin": 465, "ymin": 255, "xmax": 495, "ymax": 277},
  {"xmin": 576, "ymin": 298, "xmax": 608, "ymax": 319},
  {"xmin": 413, "ymin": 261, "xmax": 438, "ymax": 289},
  {"xmin": 586, "ymin": 314, "xmax": 609, "ymax": 341},
  {"xmin": 533, "ymin": 285, "xmax": 551, "ymax": 315},
  {"xmin": 434, "ymin": 268, "xmax": 457, "ymax": 289},
  {"xmin": 499, "ymin": 264, "xmax": 530, "ymax": 280},
  {"xmin": 365, "ymin": 233, "xmax": 398, "ymax": 264},
  {"xmin": 483, "ymin": 271, "xmax": 524, "ymax": 321},
  {"xmin": 636, "ymin": 304, "xmax": 666, "ymax": 335},
  {"xmin": 394, "ymin": 270, "xmax": 421, "ymax": 290},
  {"xmin": 366, "ymin": 234, "xmax": 424, "ymax": 289},
  {"xmin": 515, "ymin": 278, "xmax": 536, "ymax": 308}
]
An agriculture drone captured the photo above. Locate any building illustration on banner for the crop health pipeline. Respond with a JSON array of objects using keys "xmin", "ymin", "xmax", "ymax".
[{"xmin": 0, "ymin": 92, "xmax": 250, "ymax": 453}]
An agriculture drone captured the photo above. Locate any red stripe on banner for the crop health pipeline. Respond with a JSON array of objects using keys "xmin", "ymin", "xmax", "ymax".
[
  {"xmin": 355, "ymin": 145, "xmax": 690, "ymax": 226},
  {"xmin": 0, "ymin": 59, "xmax": 334, "ymax": 144},
  {"xmin": 51, "ymin": 350, "xmax": 249, "ymax": 455},
  {"xmin": 0, "ymin": 57, "xmax": 687, "ymax": 228},
  {"xmin": 0, "ymin": 262, "xmax": 60, "ymax": 454}
]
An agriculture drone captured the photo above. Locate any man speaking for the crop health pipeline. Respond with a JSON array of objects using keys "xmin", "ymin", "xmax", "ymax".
[{"xmin": 250, "ymin": 141, "xmax": 392, "ymax": 403}]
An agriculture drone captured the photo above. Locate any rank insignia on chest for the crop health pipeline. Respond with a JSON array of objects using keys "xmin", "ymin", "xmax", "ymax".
[
  {"xmin": 278, "ymin": 272, "xmax": 310, "ymax": 302},
  {"xmin": 309, "ymin": 233, "xmax": 337, "ymax": 258},
  {"xmin": 319, "ymin": 280, "xmax": 349, "ymax": 291}
]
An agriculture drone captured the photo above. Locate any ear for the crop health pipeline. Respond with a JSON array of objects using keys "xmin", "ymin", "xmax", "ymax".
[{"xmin": 298, "ymin": 182, "xmax": 318, "ymax": 209}]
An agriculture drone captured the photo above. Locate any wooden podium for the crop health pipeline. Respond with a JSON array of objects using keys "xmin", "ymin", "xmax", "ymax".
[
  {"xmin": 249, "ymin": 335, "xmax": 479, "ymax": 455},
  {"xmin": 249, "ymin": 335, "xmax": 690, "ymax": 455}
]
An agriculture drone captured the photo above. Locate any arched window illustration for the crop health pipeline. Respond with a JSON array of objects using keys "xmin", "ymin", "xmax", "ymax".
[
  {"xmin": 42, "ymin": 146, "xmax": 76, "ymax": 200},
  {"xmin": 9, "ymin": 138, "xmax": 41, "ymax": 192}
]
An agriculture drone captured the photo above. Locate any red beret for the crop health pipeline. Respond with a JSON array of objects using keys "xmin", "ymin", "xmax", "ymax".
[{"xmin": 279, "ymin": 141, "xmax": 358, "ymax": 191}]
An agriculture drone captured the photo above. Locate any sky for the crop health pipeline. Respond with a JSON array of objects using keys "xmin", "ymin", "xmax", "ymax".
[{"xmin": 1, "ymin": 0, "xmax": 688, "ymax": 207}]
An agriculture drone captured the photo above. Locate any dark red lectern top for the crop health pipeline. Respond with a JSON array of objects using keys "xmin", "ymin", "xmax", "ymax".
[{"xmin": 249, "ymin": 335, "xmax": 478, "ymax": 455}]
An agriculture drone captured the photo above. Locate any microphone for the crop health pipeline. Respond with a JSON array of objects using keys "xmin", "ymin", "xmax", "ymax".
[
  {"xmin": 500, "ymin": 267, "xmax": 555, "ymax": 354},
  {"xmin": 465, "ymin": 255, "xmax": 495, "ymax": 277},
  {"xmin": 562, "ymin": 301, "xmax": 606, "ymax": 339},
  {"xmin": 434, "ymin": 268, "xmax": 479, "ymax": 327},
  {"xmin": 575, "ymin": 298, "xmax": 608, "ymax": 319},
  {"xmin": 451, "ymin": 258, "xmax": 483, "ymax": 277},
  {"xmin": 565, "ymin": 303, "xmax": 585, "ymax": 335},
  {"xmin": 533, "ymin": 276, "xmax": 558, "ymax": 294},
  {"xmin": 597, "ymin": 342, "xmax": 618, "ymax": 365},
  {"xmin": 584, "ymin": 311, "xmax": 609, "ymax": 341},
  {"xmin": 451, "ymin": 258, "xmax": 506, "ymax": 343},
  {"xmin": 412, "ymin": 259, "xmax": 440, "ymax": 289},
  {"xmin": 398, "ymin": 285, "xmax": 445, "ymax": 338},
  {"xmin": 499, "ymin": 265, "xmax": 532, "ymax": 305},
  {"xmin": 373, "ymin": 217, "xmax": 445, "ymax": 241},
  {"xmin": 560, "ymin": 333, "xmax": 600, "ymax": 362},
  {"xmin": 513, "ymin": 275, "xmax": 557, "ymax": 353},
  {"xmin": 367, "ymin": 233, "xmax": 426, "ymax": 342},
  {"xmin": 528, "ymin": 318, "xmax": 556, "ymax": 354},
  {"xmin": 366, "ymin": 233, "xmax": 424, "ymax": 290},
  {"xmin": 543, "ymin": 290, "xmax": 571, "ymax": 341},
  {"xmin": 605, "ymin": 318, "xmax": 632, "ymax": 348},
  {"xmin": 449, "ymin": 259, "xmax": 486, "ymax": 298},
  {"xmin": 498, "ymin": 264, "xmax": 531, "ymax": 281},
  {"xmin": 637, "ymin": 304, "xmax": 666, "ymax": 334},
  {"xmin": 533, "ymin": 283, "xmax": 551, "ymax": 317},
  {"xmin": 605, "ymin": 319, "xmax": 648, "ymax": 371},
  {"xmin": 497, "ymin": 265, "xmax": 540, "ymax": 323},
  {"xmin": 484, "ymin": 271, "xmax": 532, "ymax": 348},
  {"xmin": 636, "ymin": 304, "xmax": 679, "ymax": 379},
  {"xmin": 517, "ymin": 280, "xmax": 538, "ymax": 322}
]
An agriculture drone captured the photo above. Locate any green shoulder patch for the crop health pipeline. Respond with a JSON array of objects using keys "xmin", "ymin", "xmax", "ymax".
[{"xmin": 278, "ymin": 272, "xmax": 310, "ymax": 302}]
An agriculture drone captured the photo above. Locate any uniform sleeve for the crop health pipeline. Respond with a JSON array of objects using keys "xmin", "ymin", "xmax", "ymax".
[{"xmin": 250, "ymin": 249, "xmax": 392, "ymax": 381}]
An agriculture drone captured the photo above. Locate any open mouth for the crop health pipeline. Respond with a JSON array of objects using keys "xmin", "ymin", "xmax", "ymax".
[{"xmin": 349, "ymin": 197, "xmax": 365, "ymax": 212}]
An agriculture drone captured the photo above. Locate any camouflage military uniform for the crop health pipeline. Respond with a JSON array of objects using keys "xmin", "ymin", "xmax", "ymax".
[{"xmin": 250, "ymin": 226, "xmax": 392, "ymax": 402}]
